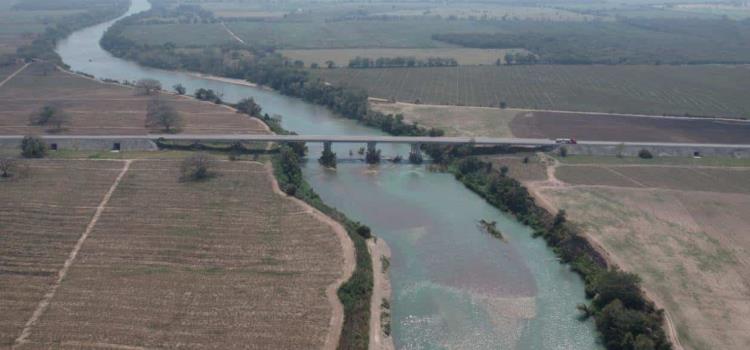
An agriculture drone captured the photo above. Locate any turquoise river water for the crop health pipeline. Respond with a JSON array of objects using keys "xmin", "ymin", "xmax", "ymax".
[{"xmin": 56, "ymin": 1, "xmax": 601, "ymax": 348}]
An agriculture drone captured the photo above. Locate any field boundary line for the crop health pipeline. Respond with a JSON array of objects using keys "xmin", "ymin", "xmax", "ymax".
[
  {"xmin": 263, "ymin": 162, "xmax": 355, "ymax": 350},
  {"xmin": 369, "ymin": 100, "xmax": 750, "ymax": 123},
  {"xmin": 0, "ymin": 63, "xmax": 30, "ymax": 89},
  {"xmin": 221, "ymin": 22, "xmax": 246, "ymax": 45},
  {"xmin": 13, "ymin": 160, "xmax": 133, "ymax": 348}
]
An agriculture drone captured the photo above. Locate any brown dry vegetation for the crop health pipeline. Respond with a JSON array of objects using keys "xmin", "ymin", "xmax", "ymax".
[
  {"xmin": 370, "ymin": 101, "xmax": 750, "ymax": 144},
  {"xmin": 0, "ymin": 160, "xmax": 125, "ymax": 347},
  {"xmin": 483, "ymin": 154, "xmax": 548, "ymax": 182},
  {"xmin": 529, "ymin": 159, "xmax": 750, "ymax": 350},
  {"xmin": 370, "ymin": 102, "xmax": 518, "ymax": 138},
  {"xmin": 0, "ymin": 63, "xmax": 268, "ymax": 135},
  {"xmin": 510, "ymin": 111, "xmax": 750, "ymax": 143},
  {"xmin": 2, "ymin": 158, "xmax": 347, "ymax": 349}
]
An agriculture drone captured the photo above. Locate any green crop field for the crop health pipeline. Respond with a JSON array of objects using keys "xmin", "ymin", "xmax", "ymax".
[
  {"xmin": 119, "ymin": 23, "xmax": 234, "ymax": 47},
  {"xmin": 314, "ymin": 65, "xmax": 750, "ymax": 118},
  {"xmin": 223, "ymin": 19, "xmax": 508, "ymax": 49}
]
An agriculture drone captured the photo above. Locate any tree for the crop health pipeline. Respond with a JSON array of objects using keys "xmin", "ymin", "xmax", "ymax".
[
  {"xmin": 194, "ymin": 88, "xmax": 222, "ymax": 103},
  {"xmin": 135, "ymin": 78, "xmax": 162, "ymax": 95},
  {"xmin": 553, "ymin": 209, "xmax": 567, "ymax": 227},
  {"xmin": 20, "ymin": 135, "xmax": 47, "ymax": 158},
  {"xmin": 180, "ymin": 152, "xmax": 215, "ymax": 181},
  {"xmin": 592, "ymin": 270, "xmax": 645, "ymax": 310},
  {"xmin": 356, "ymin": 225, "xmax": 372, "ymax": 238},
  {"xmin": 236, "ymin": 97, "xmax": 262, "ymax": 116},
  {"xmin": 325, "ymin": 60, "xmax": 335, "ymax": 69},
  {"xmin": 146, "ymin": 98, "xmax": 183, "ymax": 133},
  {"xmin": 638, "ymin": 149, "xmax": 653, "ymax": 159},
  {"xmin": 319, "ymin": 147, "xmax": 336, "ymax": 168},
  {"xmin": 365, "ymin": 148, "xmax": 381, "ymax": 164},
  {"xmin": 29, "ymin": 104, "xmax": 71, "ymax": 132},
  {"xmin": 500, "ymin": 165, "xmax": 509, "ymax": 177},
  {"xmin": 499, "ymin": 101, "xmax": 507, "ymax": 109},
  {"xmin": 559, "ymin": 146, "xmax": 568, "ymax": 157},
  {"xmin": 173, "ymin": 83, "xmax": 186, "ymax": 95},
  {"xmin": 0, "ymin": 158, "xmax": 17, "ymax": 178}
]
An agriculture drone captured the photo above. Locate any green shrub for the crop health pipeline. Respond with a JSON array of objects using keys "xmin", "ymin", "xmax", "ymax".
[
  {"xmin": 20, "ymin": 136, "xmax": 47, "ymax": 158},
  {"xmin": 638, "ymin": 149, "xmax": 654, "ymax": 159}
]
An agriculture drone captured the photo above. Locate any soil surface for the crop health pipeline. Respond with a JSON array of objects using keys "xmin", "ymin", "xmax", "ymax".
[
  {"xmin": 528, "ymin": 159, "xmax": 750, "ymax": 350},
  {"xmin": 510, "ymin": 111, "xmax": 750, "ymax": 143}
]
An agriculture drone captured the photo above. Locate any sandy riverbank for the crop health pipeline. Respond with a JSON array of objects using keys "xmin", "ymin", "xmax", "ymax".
[{"xmin": 368, "ymin": 238, "xmax": 395, "ymax": 350}]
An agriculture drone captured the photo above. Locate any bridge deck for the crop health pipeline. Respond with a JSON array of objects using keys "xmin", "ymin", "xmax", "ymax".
[{"xmin": 1, "ymin": 135, "xmax": 749, "ymax": 149}]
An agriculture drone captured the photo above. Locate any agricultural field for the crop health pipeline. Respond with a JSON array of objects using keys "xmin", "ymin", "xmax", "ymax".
[
  {"xmin": 1, "ymin": 157, "xmax": 348, "ymax": 348},
  {"xmin": 222, "ymin": 19, "xmax": 511, "ymax": 49},
  {"xmin": 371, "ymin": 101, "xmax": 519, "ymax": 138},
  {"xmin": 524, "ymin": 157, "xmax": 750, "ymax": 350},
  {"xmin": 0, "ymin": 160, "xmax": 126, "ymax": 347},
  {"xmin": 371, "ymin": 101, "xmax": 750, "ymax": 144},
  {"xmin": 281, "ymin": 48, "xmax": 528, "ymax": 67},
  {"xmin": 675, "ymin": 2, "xmax": 750, "ymax": 19},
  {"xmin": 315, "ymin": 65, "xmax": 750, "ymax": 118},
  {"xmin": 510, "ymin": 111, "xmax": 750, "ymax": 143},
  {"xmin": 0, "ymin": 63, "xmax": 268, "ymax": 135},
  {"xmin": 0, "ymin": 0, "xmax": 124, "ymax": 56},
  {"xmin": 119, "ymin": 23, "xmax": 233, "ymax": 47},
  {"xmin": 370, "ymin": 4, "xmax": 600, "ymax": 21}
]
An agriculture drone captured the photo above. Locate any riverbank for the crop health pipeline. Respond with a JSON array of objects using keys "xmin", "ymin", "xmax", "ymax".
[{"xmin": 368, "ymin": 238, "xmax": 394, "ymax": 350}]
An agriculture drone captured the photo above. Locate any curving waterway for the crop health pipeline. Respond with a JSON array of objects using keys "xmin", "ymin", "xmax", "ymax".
[{"xmin": 57, "ymin": 0, "xmax": 601, "ymax": 348}]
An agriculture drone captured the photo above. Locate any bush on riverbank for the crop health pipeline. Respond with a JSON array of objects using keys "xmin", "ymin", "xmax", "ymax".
[{"xmin": 449, "ymin": 154, "xmax": 671, "ymax": 350}]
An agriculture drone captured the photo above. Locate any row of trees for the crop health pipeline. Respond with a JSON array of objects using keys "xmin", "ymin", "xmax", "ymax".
[
  {"xmin": 348, "ymin": 56, "xmax": 458, "ymax": 68},
  {"xmin": 496, "ymin": 52, "xmax": 539, "ymax": 65}
]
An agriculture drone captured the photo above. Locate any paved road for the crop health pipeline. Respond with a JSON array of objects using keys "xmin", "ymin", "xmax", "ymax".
[{"xmin": 1, "ymin": 134, "xmax": 749, "ymax": 149}]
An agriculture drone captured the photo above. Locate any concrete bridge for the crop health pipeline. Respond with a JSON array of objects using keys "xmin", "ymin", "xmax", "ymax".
[
  {"xmin": 1, "ymin": 134, "xmax": 749, "ymax": 160},
  {"xmin": 0, "ymin": 134, "xmax": 556, "ymax": 163}
]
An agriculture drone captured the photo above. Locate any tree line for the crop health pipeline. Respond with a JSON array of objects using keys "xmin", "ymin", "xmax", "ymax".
[
  {"xmin": 432, "ymin": 18, "xmax": 750, "ymax": 65},
  {"xmin": 348, "ymin": 56, "xmax": 458, "ymax": 68}
]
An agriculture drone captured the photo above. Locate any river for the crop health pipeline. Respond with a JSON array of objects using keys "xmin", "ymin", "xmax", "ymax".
[{"xmin": 57, "ymin": 1, "xmax": 601, "ymax": 348}]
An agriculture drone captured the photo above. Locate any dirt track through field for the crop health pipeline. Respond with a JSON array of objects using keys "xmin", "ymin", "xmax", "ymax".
[
  {"xmin": 222, "ymin": 22, "xmax": 246, "ymax": 45},
  {"xmin": 0, "ymin": 63, "xmax": 29, "ymax": 89},
  {"xmin": 12, "ymin": 160, "xmax": 132, "ymax": 349}
]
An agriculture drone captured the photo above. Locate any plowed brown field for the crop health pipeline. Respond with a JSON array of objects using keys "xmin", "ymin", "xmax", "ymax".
[
  {"xmin": 2, "ymin": 159, "xmax": 346, "ymax": 349},
  {"xmin": 0, "ymin": 63, "xmax": 268, "ymax": 135},
  {"xmin": 528, "ymin": 159, "xmax": 750, "ymax": 350}
]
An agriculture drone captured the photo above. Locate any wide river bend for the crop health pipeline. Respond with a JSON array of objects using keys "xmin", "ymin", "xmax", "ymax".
[{"xmin": 57, "ymin": 1, "xmax": 601, "ymax": 348}]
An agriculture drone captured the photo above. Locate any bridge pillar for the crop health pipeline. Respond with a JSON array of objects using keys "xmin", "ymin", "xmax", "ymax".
[
  {"xmin": 319, "ymin": 141, "xmax": 336, "ymax": 168},
  {"xmin": 365, "ymin": 142, "xmax": 380, "ymax": 164},
  {"xmin": 409, "ymin": 143, "xmax": 423, "ymax": 164}
]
